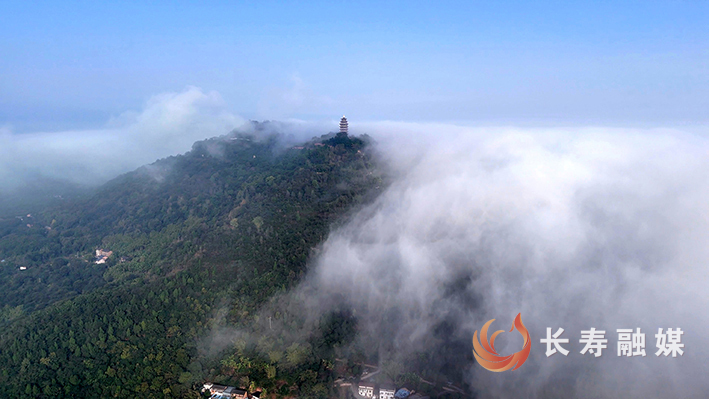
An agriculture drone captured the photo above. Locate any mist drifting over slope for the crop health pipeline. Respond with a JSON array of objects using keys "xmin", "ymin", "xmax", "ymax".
[
  {"xmin": 298, "ymin": 123, "xmax": 709, "ymax": 398},
  {"xmin": 0, "ymin": 87, "xmax": 242, "ymax": 192}
]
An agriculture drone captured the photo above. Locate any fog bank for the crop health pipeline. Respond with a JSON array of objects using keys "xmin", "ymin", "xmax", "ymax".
[
  {"xmin": 0, "ymin": 87, "xmax": 243, "ymax": 193},
  {"xmin": 300, "ymin": 124, "xmax": 709, "ymax": 398}
]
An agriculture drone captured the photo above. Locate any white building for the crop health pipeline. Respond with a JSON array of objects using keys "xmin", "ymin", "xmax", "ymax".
[
  {"xmin": 380, "ymin": 383, "xmax": 396, "ymax": 399},
  {"xmin": 95, "ymin": 249, "xmax": 113, "ymax": 264},
  {"xmin": 359, "ymin": 382, "xmax": 375, "ymax": 398}
]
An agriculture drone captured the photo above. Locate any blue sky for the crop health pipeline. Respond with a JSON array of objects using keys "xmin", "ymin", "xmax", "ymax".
[{"xmin": 1, "ymin": 1, "xmax": 707, "ymax": 131}]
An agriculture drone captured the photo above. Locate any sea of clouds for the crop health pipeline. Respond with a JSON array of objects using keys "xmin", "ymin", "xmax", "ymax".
[{"xmin": 296, "ymin": 122, "xmax": 709, "ymax": 398}]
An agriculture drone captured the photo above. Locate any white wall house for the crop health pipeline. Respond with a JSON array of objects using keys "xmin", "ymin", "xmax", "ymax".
[
  {"xmin": 359, "ymin": 382, "xmax": 375, "ymax": 398},
  {"xmin": 380, "ymin": 385, "xmax": 396, "ymax": 399}
]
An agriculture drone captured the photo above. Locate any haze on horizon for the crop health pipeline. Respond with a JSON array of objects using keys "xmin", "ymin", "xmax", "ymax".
[
  {"xmin": 2, "ymin": 1, "xmax": 708, "ymax": 193},
  {"xmin": 1, "ymin": 1, "xmax": 708, "ymax": 133}
]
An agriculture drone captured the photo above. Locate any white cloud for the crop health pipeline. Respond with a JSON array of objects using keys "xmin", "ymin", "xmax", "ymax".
[
  {"xmin": 0, "ymin": 87, "xmax": 243, "ymax": 190},
  {"xmin": 298, "ymin": 123, "xmax": 709, "ymax": 398}
]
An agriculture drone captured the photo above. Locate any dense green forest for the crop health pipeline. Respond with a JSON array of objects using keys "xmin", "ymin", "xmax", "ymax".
[{"xmin": 0, "ymin": 127, "xmax": 384, "ymax": 398}]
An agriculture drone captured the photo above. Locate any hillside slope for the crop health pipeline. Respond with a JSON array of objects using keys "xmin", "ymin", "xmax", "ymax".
[{"xmin": 0, "ymin": 127, "xmax": 382, "ymax": 398}]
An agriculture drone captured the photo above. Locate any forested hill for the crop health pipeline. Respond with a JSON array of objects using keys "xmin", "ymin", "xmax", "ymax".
[{"xmin": 0, "ymin": 127, "xmax": 382, "ymax": 398}]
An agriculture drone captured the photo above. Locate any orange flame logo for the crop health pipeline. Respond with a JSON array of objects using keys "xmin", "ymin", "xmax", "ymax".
[{"xmin": 473, "ymin": 313, "xmax": 531, "ymax": 372}]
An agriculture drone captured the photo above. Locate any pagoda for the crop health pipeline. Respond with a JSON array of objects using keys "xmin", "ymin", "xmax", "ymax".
[{"xmin": 339, "ymin": 116, "xmax": 348, "ymax": 134}]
